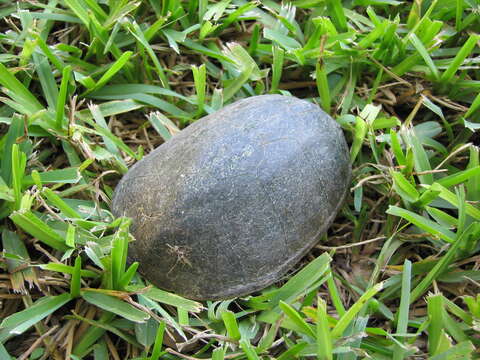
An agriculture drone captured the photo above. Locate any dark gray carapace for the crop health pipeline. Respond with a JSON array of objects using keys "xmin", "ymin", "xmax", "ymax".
[{"xmin": 112, "ymin": 95, "xmax": 351, "ymax": 300}]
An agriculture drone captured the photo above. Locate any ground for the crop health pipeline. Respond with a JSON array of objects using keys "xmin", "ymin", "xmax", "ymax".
[{"xmin": 0, "ymin": 0, "xmax": 479, "ymax": 359}]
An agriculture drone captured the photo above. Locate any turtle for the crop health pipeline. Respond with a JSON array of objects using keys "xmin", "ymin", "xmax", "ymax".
[{"xmin": 112, "ymin": 94, "xmax": 351, "ymax": 300}]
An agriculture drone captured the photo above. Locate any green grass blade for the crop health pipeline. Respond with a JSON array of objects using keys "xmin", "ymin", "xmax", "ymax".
[
  {"xmin": 39, "ymin": 263, "xmax": 98, "ymax": 278},
  {"xmin": 1, "ymin": 114, "xmax": 25, "ymax": 185},
  {"xmin": 85, "ymin": 51, "xmax": 133, "ymax": 94},
  {"xmin": 436, "ymin": 165, "xmax": 480, "ymax": 188},
  {"xmin": 466, "ymin": 147, "xmax": 480, "ymax": 200},
  {"xmin": 327, "ymin": 273, "xmax": 346, "ymax": 316},
  {"xmin": 11, "ymin": 144, "xmax": 26, "ymax": 210},
  {"xmin": 316, "ymin": 298, "xmax": 333, "ymax": 360},
  {"xmin": 70, "ymin": 256, "xmax": 82, "ymax": 298},
  {"xmin": 66, "ymin": 223, "xmax": 75, "ymax": 248},
  {"xmin": 32, "ymin": 52, "xmax": 58, "ymax": 109},
  {"xmin": 403, "ymin": 129, "xmax": 434, "ymax": 185},
  {"xmin": 22, "ymin": 167, "xmax": 81, "ymax": 186},
  {"xmin": 1, "ymin": 293, "xmax": 71, "ymax": 335},
  {"xmin": 69, "ymin": 311, "xmax": 140, "ymax": 347},
  {"xmin": 149, "ymin": 321, "xmax": 166, "ymax": 360},
  {"xmin": 32, "ymin": 33, "xmax": 65, "ymax": 72},
  {"xmin": 72, "ymin": 313, "xmax": 116, "ymax": 357},
  {"xmin": 110, "ymin": 218, "xmax": 131, "ymax": 290},
  {"xmin": 350, "ymin": 116, "xmax": 367, "ymax": 163},
  {"xmin": 386, "ymin": 205, "xmax": 456, "ymax": 243},
  {"xmin": 223, "ymin": 65, "xmax": 254, "ymax": 102},
  {"xmin": 56, "ymin": 65, "xmax": 72, "ymax": 129},
  {"xmin": 63, "ymin": 0, "xmax": 91, "ymax": 25},
  {"xmin": 127, "ymin": 21, "xmax": 169, "ymax": 88},
  {"xmin": 212, "ymin": 348, "xmax": 225, "ymax": 360},
  {"xmin": 127, "ymin": 285, "xmax": 203, "ymax": 312},
  {"xmin": 440, "ymin": 34, "xmax": 479, "ymax": 84},
  {"xmin": 326, "ymin": 0, "xmax": 347, "ymax": 32},
  {"xmin": 316, "ymin": 58, "xmax": 331, "ymax": 114},
  {"xmin": 279, "ymin": 301, "xmax": 316, "ymax": 338},
  {"xmin": 10, "ymin": 210, "xmax": 69, "ymax": 250},
  {"xmin": 42, "ymin": 187, "xmax": 81, "ymax": 218},
  {"xmin": 433, "ymin": 183, "xmax": 480, "ymax": 220},
  {"xmin": 0, "ymin": 344, "xmax": 11, "ymax": 359},
  {"xmin": 408, "ymin": 33, "xmax": 439, "ymax": 80},
  {"xmin": 118, "ymin": 262, "xmax": 139, "ymax": 289},
  {"xmin": 393, "ymin": 259, "xmax": 411, "ymax": 360},
  {"xmin": 464, "ymin": 91, "xmax": 480, "ymax": 119},
  {"xmin": 0, "ymin": 63, "xmax": 43, "ymax": 114},
  {"xmin": 430, "ymin": 341, "xmax": 474, "ymax": 360},
  {"xmin": 270, "ymin": 46, "xmax": 284, "ymax": 93},
  {"xmin": 269, "ymin": 253, "xmax": 331, "ymax": 308},
  {"xmin": 390, "ymin": 170, "xmax": 419, "ymax": 203},
  {"xmin": 147, "ymin": 111, "xmax": 179, "ymax": 140},
  {"xmin": 192, "ymin": 64, "xmax": 206, "ymax": 115},
  {"xmin": 331, "ymin": 282, "xmax": 383, "ymax": 339},
  {"xmin": 410, "ymin": 223, "xmax": 480, "ymax": 303},
  {"xmin": 239, "ymin": 340, "xmax": 260, "ymax": 360},
  {"xmin": 277, "ymin": 342, "xmax": 308, "ymax": 360},
  {"xmin": 221, "ymin": 310, "xmax": 242, "ymax": 341},
  {"xmin": 82, "ymin": 291, "xmax": 149, "ymax": 323},
  {"xmin": 427, "ymin": 294, "xmax": 447, "ymax": 356}
]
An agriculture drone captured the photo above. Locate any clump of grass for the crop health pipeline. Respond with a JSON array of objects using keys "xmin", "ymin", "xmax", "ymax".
[{"xmin": 0, "ymin": 0, "xmax": 479, "ymax": 359}]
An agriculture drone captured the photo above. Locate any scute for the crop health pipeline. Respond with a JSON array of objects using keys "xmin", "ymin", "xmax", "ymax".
[{"xmin": 112, "ymin": 95, "xmax": 351, "ymax": 300}]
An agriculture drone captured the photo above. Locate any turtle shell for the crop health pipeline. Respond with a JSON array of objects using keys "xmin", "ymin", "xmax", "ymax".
[{"xmin": 112, "ymin": 95, "xmax": 350, "ymax": 300}]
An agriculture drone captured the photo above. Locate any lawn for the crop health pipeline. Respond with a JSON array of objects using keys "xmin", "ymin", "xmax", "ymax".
[{"xmin": 0, "ymin": 0, "xmax": 479, "ymax": 359}]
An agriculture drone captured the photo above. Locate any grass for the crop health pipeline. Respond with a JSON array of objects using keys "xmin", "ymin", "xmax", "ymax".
[{"xmin": 0, "ymin": 0, "xmax": 479, "ymax": 359}]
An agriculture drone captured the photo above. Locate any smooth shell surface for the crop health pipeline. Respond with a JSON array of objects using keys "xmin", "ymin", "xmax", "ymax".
[{"xmin": 112, "ymin": 95, "xmax": 350, "ymax": 300}]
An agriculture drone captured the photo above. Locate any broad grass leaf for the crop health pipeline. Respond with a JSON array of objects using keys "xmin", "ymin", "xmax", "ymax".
[
  {"xmin": 1, "ymin": 293, "xmax": 71, "ymax": 336},
  {"xmin": 82, "ymin": 291, "xmax": 150, "ymax": 323}
]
